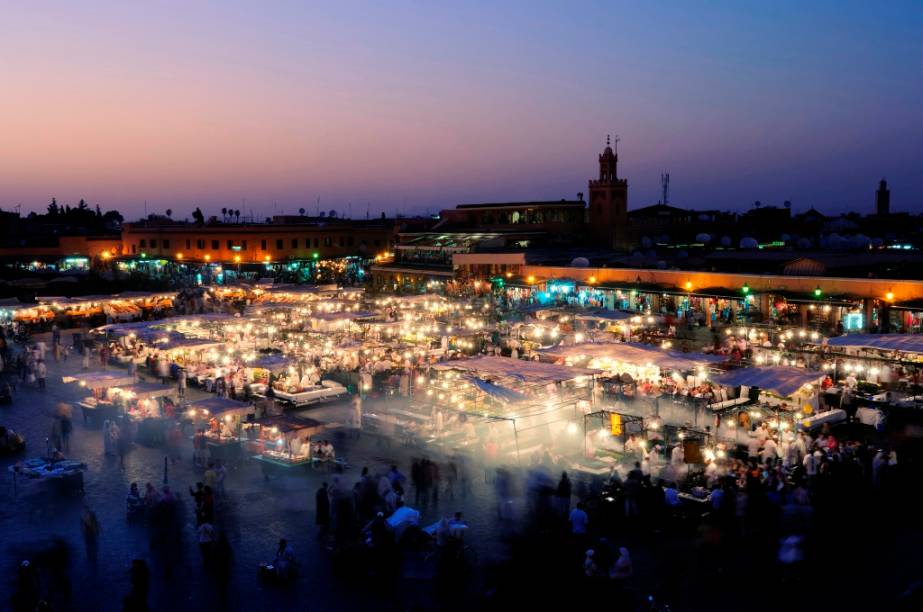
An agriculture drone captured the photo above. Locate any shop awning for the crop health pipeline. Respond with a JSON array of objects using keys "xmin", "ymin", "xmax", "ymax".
[
  {"xmin": 824, "ymin": 334, "xmax": 923, "ymax": 353},
  {"xmin": 711, "ymin": 367, "xmax": 825, "ymax": 397}
]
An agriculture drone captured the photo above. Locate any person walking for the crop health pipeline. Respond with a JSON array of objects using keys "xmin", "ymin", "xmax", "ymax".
[
  {"xmin": 124, "ymin": 559, "xmax": 150, "ymax": 611},
  {"xmin": 569, "ymin": 501, "xmax": 589, "ymax": 552},
  {"xmin": 214, "ymin": 460, "xmax": 227, "ymax": 497},
  {"xmin": 556, "ymin": 471, "xmax": 572, "ymax": 518},
  {"xmin": 50, "ymin": 418, "xmax": 64, "ymax": 454},
  {"xmin": 80, "ymin": 504, "xmax": 101, "ymax": 563},
  {"xmin": 197, "ymin": 521, "xmax": 216, "ymax": 567},
  {"xmin": 112, "ymin": 423, "xmax": 131, "ymax": 469},
  {"xmin": 177, "ymin": 368, "xmax": 187, "ymax": 399},
  {"xmin": 60, "ymin": 409, "xmax": 73, "ymax": 452},
  {"xmin": 316, "ymin": 482, "xmax": 331, "ymax": 541},
  {"xmin": 36, "ymin": 359, "xmax": 47, "ymax": 390}
]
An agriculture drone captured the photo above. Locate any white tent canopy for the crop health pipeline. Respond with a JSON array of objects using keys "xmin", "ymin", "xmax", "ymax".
[
  {"xmin": 824, "ymin": 334, "xmax": 923, "ymax": 354},
  {"xmin": 434, "ymin": 355, "xmax": 599, "ymax": 384},
  {"xmin": 541, "ymin": 342, "xmax": 723, "ymax": 371},
  {"xmin": 63, "ymin": 372, "xmax": 135, "ymax": 389},
  {"xmin": 711, "ymin": 367, "xmax": 825, "ymax": 397}
]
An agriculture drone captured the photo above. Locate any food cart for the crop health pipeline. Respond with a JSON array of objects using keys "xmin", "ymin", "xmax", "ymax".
[
  {"xmin": 246, "ymin": 415, "xmax": 327, "ymax": 477},
  {"xmin": 185, "ymin": 397, "xmax": 253, "ymax": 461},
  {"xmin": 64, "ymin": 372, "xmax": 136, "ymax": 425},
  {"xmin": 709, "ymin": 366, "xmax": 825, "ymax": 447},
  {"xmin": 110, "ymin": 381, "xmax": 177, "ymax": 445}
]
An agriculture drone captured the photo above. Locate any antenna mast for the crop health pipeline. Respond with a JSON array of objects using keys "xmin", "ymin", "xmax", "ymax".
[{"xmin": 661, "ymin": 172, "xmax": 670, "ymax": 205}]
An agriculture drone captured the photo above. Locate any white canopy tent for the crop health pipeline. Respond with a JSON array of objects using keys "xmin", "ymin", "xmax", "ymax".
[
  {"xmin": 541, "ymin": 341, "xmax": 723, "ymax": 372},
  {"xmin": 63, "ymin": 371, "xmax": 135, "ymax": 389},
  {"xmin": 433, "ymin": 355, "xmax": 599, "ymax": 385},
  {"xmin": 711, "ymin": 367, "xmax": 825, "ymax": 398}
]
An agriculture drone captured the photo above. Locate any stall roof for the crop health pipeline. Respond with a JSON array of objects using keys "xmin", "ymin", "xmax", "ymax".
[
  {"xmin": 247, "ymin": 353, "xmax": 294, "ymax": 372},
  {"xmin": 155, "ymin": 337, "xmax": 225, "ymax": 352},
  {"xmin": 254, "ymin": 414, "xmax": 323, "ymax": 433},
  {"xmin": 309, "ymin": 311, "xmax": 377, "ymax": 321},
  {"xmin": 464, "ymin": 376, "xmax": 527, "ymax": 403},
  {"xmin": 824, "ymin": 334, "xmax": 923, "ymax": 353},
  {"xmin": 434, "ymin": 355, "xmax": 599, "ymax": 384},
  {"xmin": 113, "ymin": 382, "xmax": 175, "ymax": 399},
  {"xmin": 711, "ymin": 367, "xmax": 825, "ymax": 397},
  {"xmin": 540, "ymin": 341, "xmax": 724, "ymax": 371},
  {"xmin": 63, "ymin": 372, "xmax": 135, "ymax": 389},
  {"xmin": 186, "ymin": 397, "xmax": 252, "ymax": 415}
]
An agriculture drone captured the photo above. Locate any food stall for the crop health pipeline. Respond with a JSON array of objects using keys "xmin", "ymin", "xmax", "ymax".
[
  {"xmin": 110, "ymin": 381, "xmax": 177, "ymax": 444},
  {"xmin": 64, "ymin": 372, "xmax": 137, "ymax": 424},
  {"xmin": 185, "ymin": 397, "xmax": 254, "ymax": 461},
  {"xmin": 426, "ymin": 356, "xmax": 601, "ymax": 464},
  {"xmin": 271, "ymin": 379, "xmax": 349, "ymax": 408},
  {"xmin": 580, "ymin": 409, "xmax": 647, "ymax": 475},
  {"xmin": 246, "ymin": 415, "xmax": 327, "ymax": 476},
  {"xmin": 709, "ymin": 366, "xmax": 825, "ymax": 445}
]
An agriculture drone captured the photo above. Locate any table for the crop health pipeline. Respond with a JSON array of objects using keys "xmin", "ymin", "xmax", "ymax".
[
  {"xmin": 273, "ymin": 384, "xmax": 347, "ymax": 407},
  {"xmin": 9, "ymin": 458, "xmax": 87, "ymax": 496},
  {"xmin": 78, "ymin": 400, "xmax": 120, "ymax": 424},
  {"xmin": 252, "ymin": 453, "xmax": 312, "ymax": 478},
  {"xmin": 798, "ymin": 409, "xmax": 846, "ymax": 431}
]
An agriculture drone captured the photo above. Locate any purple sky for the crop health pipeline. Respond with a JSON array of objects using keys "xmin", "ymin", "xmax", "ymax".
[{"xmin": 2, "ymin": 1, "xmax": 922, "ymax": 220}]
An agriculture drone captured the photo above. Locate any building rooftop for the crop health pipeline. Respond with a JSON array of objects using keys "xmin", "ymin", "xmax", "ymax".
[{"xmin": 454, "ymin": 200, "xmax": 584, "ymax": 210}]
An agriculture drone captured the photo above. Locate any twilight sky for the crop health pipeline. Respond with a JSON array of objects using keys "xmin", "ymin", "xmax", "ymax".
[{"xmin": 2, "ymin": 1, "xmax": 922, "ymax": 220}]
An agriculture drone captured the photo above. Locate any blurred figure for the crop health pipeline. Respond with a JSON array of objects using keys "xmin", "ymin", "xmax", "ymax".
[
  {"xmin": 610, "ymin": 547, "xmax": 633, "ymax": 581},
  {"xmin": 315, "ymin": 481, "xmax": 331, "ymax": 540},
  {"xmin": 80, "ymin": 504, "xmax": 101, "ymax": 563},
  {"xmin": 124, "ymin": 559, "xmax": 150, "ymax": 611}
]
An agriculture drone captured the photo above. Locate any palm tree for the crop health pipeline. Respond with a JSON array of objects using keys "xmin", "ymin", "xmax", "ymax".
[
  {"xmin": 166, "ymin": 208, "xmax": 173, "ymax": 218},
  {"xmin": 221, "ymin": 207, "xmax": 228, "ymax": 221},
  {"xmin": 299, "ymin": 207, "xmax": 306, "ymax": 216},
  {"xmin": 235, "ymin": 209, "xmax": 241, "ymax": 222}
]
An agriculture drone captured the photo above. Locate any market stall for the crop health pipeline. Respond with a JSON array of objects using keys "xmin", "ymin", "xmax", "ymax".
[
  {"xmin": 425, "ymin": 356, "xmax": 601, "ymax": 463},
  {"xmin": 109, "ymin": 381, "xmax": 178, "ymax": 444},
  {"xmin": 709, "ymin": 366, "xmax": 825, "ymax": 446},
  {"xmin": 64, "ymin": 372, "xmax": 137, "ymax": 424},
  {"xmin": 245, "ymin": 415, "xmax": 328, "ymax": 475},
  {"xmin": 186, "ymin": 396, "xmax": 254, "ymax": 461}
]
